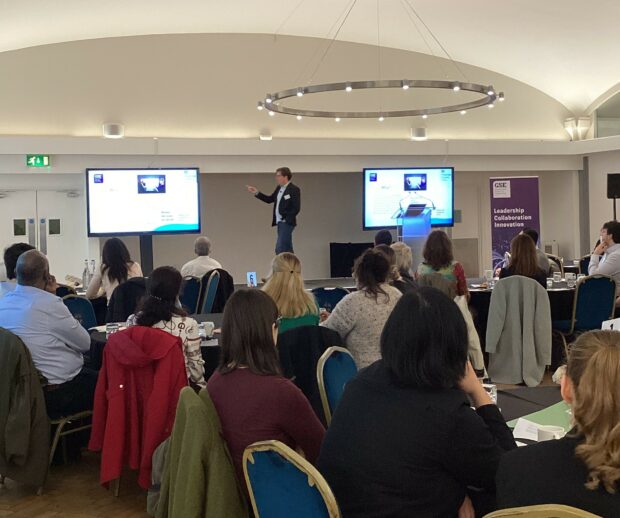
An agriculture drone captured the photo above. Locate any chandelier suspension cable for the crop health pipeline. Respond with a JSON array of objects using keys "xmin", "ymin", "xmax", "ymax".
[
  {"xmin": 273, "ymin": 0, "xmax": 307, "ymax": 39},
  {"xmin": 399, "ymin": 0, "xmax": 448, "ymax": 80},
  {"xmin": 402, "ymin": 0, "xmax": 469, "ymax": 82},
  {"xmin": 306, "ymin": 0, "xmax": 359, "ymax": 85}
]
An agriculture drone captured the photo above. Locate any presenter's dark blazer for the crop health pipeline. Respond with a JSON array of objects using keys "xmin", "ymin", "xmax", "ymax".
[{"xmin": 255, "ymin": 182, "xmax": 301, "ymax": 227}]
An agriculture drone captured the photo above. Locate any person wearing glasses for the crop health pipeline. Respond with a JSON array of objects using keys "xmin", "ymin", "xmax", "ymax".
[
  {"xmin": 246, "ymin": 167, "xmax": 301, "ymax": 254},
  {"xmin": 207, "ymin": 289, "xmax": 325, "ymax": 494}
]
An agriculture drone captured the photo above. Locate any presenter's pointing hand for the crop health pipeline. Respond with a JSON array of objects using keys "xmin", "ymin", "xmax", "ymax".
[{"xmin": 246, "ymin": 185, "xmax": 258, "ymax": 194}]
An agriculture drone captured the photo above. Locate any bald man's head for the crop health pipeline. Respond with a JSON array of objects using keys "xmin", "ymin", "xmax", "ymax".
[{"xmin": 16, "ymin": 250, "xmax": 49, "ymax": 288}]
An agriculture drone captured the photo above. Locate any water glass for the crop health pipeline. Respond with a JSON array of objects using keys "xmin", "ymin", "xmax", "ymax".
[
  {"xmin": 198, "ymin": 322, "xmax": 207, "ymax": 340},
  {"xmin": 105, "ymin": 323, "xmax": 120, "ymax": 338},
  {"xmin": 546, "ymin": 278, "xmax": 554, "ymax": 289},
  {"xmin": 552, "ymin": 272, "xmax": 562, "ymax": 283},
  {"xmin": 567, "ymin": 278, "xmax": 576, "ymax": 288},
  {"xmin": 573, "ymin": 259, "xmax": 580, "ymax": 267},
  {"xmin": 482, "ymin": 383, "xmax": 498, "ymax": 404},
  {"xmin": 484, "ymin": 270, "xmax": 494, "ymax": 283}
]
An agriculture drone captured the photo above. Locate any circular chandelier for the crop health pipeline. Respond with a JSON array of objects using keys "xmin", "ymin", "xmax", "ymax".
[{"xmin": 258, "ymin": 79, "xmax": 504, "ymax": 120}]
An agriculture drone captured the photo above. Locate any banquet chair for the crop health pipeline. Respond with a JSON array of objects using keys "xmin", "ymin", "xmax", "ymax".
[
  {"xmin": 105, "ymin": 277, "xmax": 147, "ymax": 323},
  {"xmin": 552, "ymin": 274, "xmax": 616, "ymax": 355},
  {"xmin": 484, "ymin": 503, "xmax": 601, "ymax": 517},
  {"xmin": 243, "ymin": 440, "xmax": 341, "ymax": 518},
  {"xmin": 579, "ymin": 254, "xmax": 591, "ymax": 275},
  {"xmin": 546, "ymin": 253, "xmax": 565, "ymax": 277},
  {"xmin": 201, "ymin": 270, "xmax": 220, "ymax": 314},
  {"xmin": 179, "ymin": 276, "xmax": 202, "ymax": 314},
  {"xmin": 311, "ymin": 287, "xmax": 349, "ymax": 312},
  {"xmin": 62, "ymin": 295, "xmax": 97, "ymax": 330},
  {"xmin": 317, "ymin": 347, "xmax": 358, "ymax": 425}
]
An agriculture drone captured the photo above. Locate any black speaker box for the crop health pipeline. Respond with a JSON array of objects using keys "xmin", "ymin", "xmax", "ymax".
[{"xmin": 607, "ymin": 173, "xmax": 620, "ymax": 199}]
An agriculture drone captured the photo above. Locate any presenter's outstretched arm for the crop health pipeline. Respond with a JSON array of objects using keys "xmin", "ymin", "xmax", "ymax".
[{"xmin": 246, "ymin": 185, "xmax": 258, "ymax": 194}]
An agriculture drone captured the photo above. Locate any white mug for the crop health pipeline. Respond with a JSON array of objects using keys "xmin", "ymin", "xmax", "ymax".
[{"xmin": 537, "ymin": 425, "xmax": 565, "ymax": 442}]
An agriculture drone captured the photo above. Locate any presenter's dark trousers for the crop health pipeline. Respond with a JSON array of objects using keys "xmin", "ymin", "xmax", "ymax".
[{"xmin": 276, "ymin": 221, "xmax": 294, "ymax": 254}]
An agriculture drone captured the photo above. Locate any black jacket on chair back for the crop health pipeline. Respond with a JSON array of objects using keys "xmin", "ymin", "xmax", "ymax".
[{"xmin": 105, "ymin": 277, "xmax": 147, "ymax": 323}]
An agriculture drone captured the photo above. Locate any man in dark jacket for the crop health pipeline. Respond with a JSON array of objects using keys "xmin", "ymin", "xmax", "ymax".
[{"xmin": 246, "ymin": 166, "xmax": 301, "ymax": 254}]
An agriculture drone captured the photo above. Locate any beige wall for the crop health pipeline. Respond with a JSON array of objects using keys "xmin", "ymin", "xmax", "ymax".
[{"xmin": 114, "ymin": 170, "xmax": 580, "ymax": 280}]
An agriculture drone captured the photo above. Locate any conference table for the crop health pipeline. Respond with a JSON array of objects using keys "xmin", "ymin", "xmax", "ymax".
[{"xmin": 469, "ymin": 282, "xmax": 575, "ymax": 350}]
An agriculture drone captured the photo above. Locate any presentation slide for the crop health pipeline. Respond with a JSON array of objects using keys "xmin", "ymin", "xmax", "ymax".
[
  {"xmin": 363, "ymin": 167, "xmax": 454, "ymax": 229},
  {"xmin": 86, "ymin": 168, "xmax": 201, "ymax": 236}
]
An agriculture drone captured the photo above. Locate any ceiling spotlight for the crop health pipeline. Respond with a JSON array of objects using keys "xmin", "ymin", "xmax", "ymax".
[
  {"xmin": 259, "ymin": 132, "xmax": 272, "ymax": 141},
  {"xmin": 296, "ymin": 88, "xmax": 304, "ymax": 97},
  {"xmin": 410, "ymin": 127, "xmax": 427, "ymax": 141},
  {"xmin": 452, "ymin": 82, "xmax": 461, "ymax": 92},
  {"xmin": 296, "ymin": 115, "xmax": 302, "ymax": 120},
  {"xmin": 345, "ymin": 82, "xmax": 352, "ymax": 92},
  {"xmin": 487, "ymin": 86, "xmax": 495, "ymax": 95},
  {"xmin": 488, "ymin": 103, "xmax": 495, "ymax": 109},
  {"xmin": 265, "ymin": 95, "xmax": 273, "ymax": 104},
  {"xmin": 422, "ymin": 114, "xmax": 428, "ymax": 119},
  {"xmin": 460, "ymin": 110, "xmax": 467, "ymax": 115},
  {"xmin": 257, "ymin": 102, "xmax": 264, "ymax": 111},
  {"xmin": 378, "ymin": 116, "xmax": 385, "ymax": 122},
  {"xmin": 268, "ymin": 110, "xmax": 275, "ymax": 116},
  {"xmin": 402, "ymin": 80, "xmax": 410, "ymax": 90},
  {"xmin": 498, "ymin": 92, "xmax": 505, "ymax": 102},
  {"xmin": 102, "ymin": 122, "xmax": 124, "ymax": 139},
  {"xmin": 335, "ymin": 117, "xmax": 341, "ymax": 122}
]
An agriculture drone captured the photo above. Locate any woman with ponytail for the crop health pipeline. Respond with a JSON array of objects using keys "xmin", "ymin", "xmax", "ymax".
[
  {"xmin": 128, "ymin": 266, "xmax": 206, "ymax": 389},
  {"xmin": 262, "ymin": 253, "xmax": 319, "ymax": 333},
  {"xmin": 322, "ymin": 248, "xmax": 402, "ymax": 368},
  {"xmin": 496, "ymin": 330, "xmax": 620, "ymax": 515}
]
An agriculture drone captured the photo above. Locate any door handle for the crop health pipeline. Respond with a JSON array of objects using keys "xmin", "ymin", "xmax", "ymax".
[
  {"xmin": 28, "ymin": 218, "xmax": 36, "ymax": 247},
  {"xmin": 39, "ymin": 218, "xmax": 47, "ymax": 255}
]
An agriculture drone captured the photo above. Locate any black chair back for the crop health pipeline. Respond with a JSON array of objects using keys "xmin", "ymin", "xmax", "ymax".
[{"xmin": 105, "ymin": 277, "xmax": 147, "ymax": 323}]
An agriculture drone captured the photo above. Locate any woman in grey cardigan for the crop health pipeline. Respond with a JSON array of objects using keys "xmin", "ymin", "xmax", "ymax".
[{"xmin": 322, "ymin": 248, "xmax": 401, "ymax": 368}]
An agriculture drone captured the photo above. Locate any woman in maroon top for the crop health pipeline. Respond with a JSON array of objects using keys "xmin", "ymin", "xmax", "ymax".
[{"xmin": 207, "ymin": 289, "xmax": 325, "ymax": 490}]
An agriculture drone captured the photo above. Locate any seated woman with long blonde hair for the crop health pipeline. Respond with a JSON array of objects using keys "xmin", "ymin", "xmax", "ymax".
[
  {"xmin": 262, "ymin": 253, "xmax": 319, "ymax": 333},
  {"xmin": 496, "ymin": 330, "xmax": 620, "ymax": 516}
]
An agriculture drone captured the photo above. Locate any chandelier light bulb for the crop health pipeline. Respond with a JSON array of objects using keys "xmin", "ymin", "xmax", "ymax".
[
  {"xmin": 296, "ymin": 115, "xmax": 302, "ymax": 120},
  {"xmin": 498, "ymin": 92, "xmax": 505, "ymax": 102},
  {"xmin": 378, "ymin": 116, "xmax": 385, "ymax": 122},
  {"xmin": 345, "ymin": 82, "xmax": 352, "ymax": 92},
  {"xmin": 402, "ymin": 80, "xmax": 410, "ymax": 90},
  {"xmin": 297, "ymin": 88, "xmax": 304, "ymax": 97},
  {"xmin": 460, "ymin": 110, "xmax": 467, "ymax": 115},
  {"xmin": 487, "ymin": 86, "xmax": 495, "ymax": 95},
  {"xmin": 452, "ymin": 82, "xmax": 461, "ymax": 92},
  {"xmin": 268, "ymin": 110, "xmax": 275, "ymax": 116},
  {"xmin": 257, "ymin": 102, "xmax": 264, "ymax": 111},
  {"xmin": 265, "ymin": 95, "xmax": 272, "ymax": 104},
  {"xmin": 488, "ymin": 103, "xmax": 495, "ymax": 109},
  {"xmin": 422, "ymin": 114, "xmax": 428, "ymax": 119},
  {"xmin": 335, "ymin": 117, "xmax": 341, "ymax": 122}
]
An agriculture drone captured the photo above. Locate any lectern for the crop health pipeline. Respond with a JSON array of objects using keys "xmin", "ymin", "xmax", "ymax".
[{"xmin": 396, "ymin": 203, "xmax": 432, "ymax": 268}]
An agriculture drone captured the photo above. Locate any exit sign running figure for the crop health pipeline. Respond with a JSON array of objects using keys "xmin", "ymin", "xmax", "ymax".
[{"xmin": 26, "ymin": 155, "xmax": 50, "ymax": 167}]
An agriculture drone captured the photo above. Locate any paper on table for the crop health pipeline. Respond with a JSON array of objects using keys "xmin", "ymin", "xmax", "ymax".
[
  {"xmin": 201, "ymin": 338, "xmax": 219, "ymax": 347},
  {"xmin": 512, "ymin": 418, "xmax": 540, "ymax": 441}
]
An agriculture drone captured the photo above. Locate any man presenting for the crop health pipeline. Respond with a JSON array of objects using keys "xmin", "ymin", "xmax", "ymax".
[{"xmin": 247, "ymin": 167, "xmax": 301, "ymax": 254}]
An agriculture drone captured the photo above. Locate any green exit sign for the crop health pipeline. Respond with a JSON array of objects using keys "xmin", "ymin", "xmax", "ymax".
[{"xmin": 26, "ymin": 155, "xmax": 50, "ymax": 167}]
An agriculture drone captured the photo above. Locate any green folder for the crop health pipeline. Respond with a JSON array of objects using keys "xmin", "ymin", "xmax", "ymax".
[{"xmin": 507, "ymin": 401, "xmax": 572, "ymax": 432}]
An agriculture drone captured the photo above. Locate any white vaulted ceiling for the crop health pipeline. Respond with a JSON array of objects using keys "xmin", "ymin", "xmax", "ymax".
[{"xmin": 0, "ymin": 0, "xmax": 618, "ymax": 140}]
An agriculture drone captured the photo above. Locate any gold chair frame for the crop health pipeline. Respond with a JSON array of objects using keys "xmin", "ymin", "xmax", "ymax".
[
  {"xmin": 243, "ymin": 440, "xmax": 340, "ymax": 518},
  {"xmin": 484, "ymin": 503, "xmax": 601, "ymax": 517},
  {"xmin": 316, "ymin": 346, "xmax": 355, "ymax": 426}
]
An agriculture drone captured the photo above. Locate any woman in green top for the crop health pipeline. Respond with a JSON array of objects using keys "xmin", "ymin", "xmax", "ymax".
[{"xmin": 262, "ymin": 252, "xmax": 319, "ymax": 333}]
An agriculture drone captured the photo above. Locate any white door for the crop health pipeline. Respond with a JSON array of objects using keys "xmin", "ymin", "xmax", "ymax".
[
  {"xmin": 0, "ymin": 189, "xmax": 92, "ymax": 283},
  {"xmin": 0, "ymin": 190, "xmax": 37, "ymax": 279},
  {"xmin": 451, "ymin": 184, "xmax": 482, "ymax": 277},
  {"xmin": 37, "ymin": 190, "xmax": 91, "ymax": 282}
]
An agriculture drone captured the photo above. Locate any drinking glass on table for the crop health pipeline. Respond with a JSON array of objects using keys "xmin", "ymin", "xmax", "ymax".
[
  {"xmin": 546, "ymin": 278, "xmax": 554, "ymax": 290},
  {"xmin": 553, "ymin": 272, "xmax": 562, "ymax": 283}
]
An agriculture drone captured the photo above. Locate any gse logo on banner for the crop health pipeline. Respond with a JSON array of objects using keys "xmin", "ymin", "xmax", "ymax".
[{"xmin": 493, "ymin": 180, "xmax": 511, "ymax": 198}]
